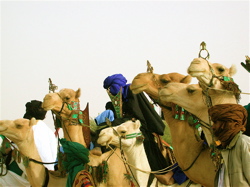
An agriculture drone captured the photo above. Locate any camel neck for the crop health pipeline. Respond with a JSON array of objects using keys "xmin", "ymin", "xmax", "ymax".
[
  {"xmin": 162, "ymin": 108, "xmax": 203, "ymax": 169},
  {"xmin": 16, "ymin": 132, "xmax": 47, "ymax": 187}
]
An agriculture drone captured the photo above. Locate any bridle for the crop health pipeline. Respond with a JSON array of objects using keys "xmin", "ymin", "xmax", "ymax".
[
  {"xmin": 145, "ymin": 62, "xmax": 212, "ymax": 172},
  {"xmin": 50, "ymin": 92, "xmax": 88, "ymax": 143},
  {"xmin": 1, "ymin": 137, "xmax": 55, "ymax": 187}
]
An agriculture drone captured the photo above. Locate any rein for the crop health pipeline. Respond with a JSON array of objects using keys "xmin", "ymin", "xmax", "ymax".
[
  {"xmin": 153, "ymin": 96, "xmax": 212, "ymax": 171},
  {"xmin": 4, "ymin": 141, "xmax": 56, "ymax": 187}
]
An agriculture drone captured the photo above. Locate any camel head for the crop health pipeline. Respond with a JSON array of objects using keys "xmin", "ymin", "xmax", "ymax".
[
  {"xmin": 159, "ymin": 83, "xmax": 207, "ymax": 119},
  {"xmin": 187, "ymin": 58, "xmax": 237, "ymax": 86},
  {"xmin": 42, "ymin": 88, "xmax": 81, "ymax": 116},
  {"xmin": 97, "ymin": 120, "xmax": 142, "ymax": 149},
  {"xmin": 130, "ymin": 72, "xmax": 192, "ymax": 100},
  {"xmin": 0, "ymin": 118, "xmax": 36, "ymax": 144}
]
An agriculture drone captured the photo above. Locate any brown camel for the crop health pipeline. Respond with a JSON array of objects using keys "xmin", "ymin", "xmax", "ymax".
[
  {"xmin": 0, "ymin": 118, "xmax": 67, "ymax": 187},
  {"xmin": 42, "ymin": 88, "xmax": 131, "ymax": 187},
  {"xmin": 130, "ymin": 71, "xmax": 217, "ymax": 187}
]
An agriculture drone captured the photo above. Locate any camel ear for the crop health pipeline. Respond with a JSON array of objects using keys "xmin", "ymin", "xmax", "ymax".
[
  {"xmin": 181, "ymin": 75, "xmax": 192, "ymax": 84},
  {"xmin": 75, "ymin": 88, "xmax": 81, "ymax": 98},
  {"xmin": 29, "ymin": 118, "xmax": 37, "ymax": 127},
  {"xmin": 229, "ymin": 64, "xmax": 237, "ymax": 76},
  {"xmin": 133, "ymin": 120, "xmax": 141, "ymax": 130}
]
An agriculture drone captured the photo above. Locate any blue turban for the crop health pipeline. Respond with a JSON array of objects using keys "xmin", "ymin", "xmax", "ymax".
[{"xmin": 103, "ymin": 74, "xmax": 130, "ymax": 101}]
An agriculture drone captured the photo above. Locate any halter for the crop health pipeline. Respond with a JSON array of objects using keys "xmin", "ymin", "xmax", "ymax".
[
  {"xmin": 108, "ymin": 123, "xmax": 178, "ymax": 186},
  {"xmin": 154, "ymin": 88, "xmax": 213, "ymax": 171}
]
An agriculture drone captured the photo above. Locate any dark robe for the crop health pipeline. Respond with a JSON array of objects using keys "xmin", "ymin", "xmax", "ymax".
[{"xmin": 124, "ymin": 88, "xmax": 169, "ymax": 173}]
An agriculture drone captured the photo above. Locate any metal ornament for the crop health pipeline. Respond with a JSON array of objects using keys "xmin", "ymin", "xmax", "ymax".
[
  {"xmin": 198, "ymin": 41, "xmax": 210, "ymax": 60},
  {"xmin": 48, "ymin": 78, "xmax": 58, "ymax": 93}
]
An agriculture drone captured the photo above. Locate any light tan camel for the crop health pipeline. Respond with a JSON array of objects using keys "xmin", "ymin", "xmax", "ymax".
[
  {"xmin": 97, "ymin": 120, "xmax": 201, "ymax": 187},
  {"xmin": 0, "ymin": 118, "xmax": 67, "ymax": 187},
  {"xmin": 98, "ymin": 120, "xmax": 155, "ymax": 186},
  {"xmin": 42, "ymin": 88, "xmax": 131, "ymax": 187},
  {"xmin": 187, "ymin": 58, "xmax": 239, "ymax": 106},
  {"xmin": 130, "ymin": 72, "xmax": 217, "ymax": 187}
]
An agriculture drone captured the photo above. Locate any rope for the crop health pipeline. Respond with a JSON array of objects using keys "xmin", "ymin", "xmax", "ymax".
[{"xmin": 106, "ymin": 145, "xmax": 178, "ymax": 174}]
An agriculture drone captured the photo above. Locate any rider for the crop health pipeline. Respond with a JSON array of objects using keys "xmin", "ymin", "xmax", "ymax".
[{"xmin": 23, "ymin": 100, "xmax": 57, "ymax": 170}]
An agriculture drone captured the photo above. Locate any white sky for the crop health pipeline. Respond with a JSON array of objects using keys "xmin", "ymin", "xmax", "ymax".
[{"xmin": 1, "ymin": 0, "xmax": 250, "ymax": 130}]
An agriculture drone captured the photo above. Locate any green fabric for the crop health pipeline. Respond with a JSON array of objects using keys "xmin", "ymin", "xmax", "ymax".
[
  {"xmin": 59, "ymin": 138, "xmax": 89, "ymax": 187},
  {"xmin": 244, "ymin": 103, "xmax": 250, "ymax": 127},
  {"xmin": 8, "ymin": 161, "xmax": 23, "ymax": 176}
]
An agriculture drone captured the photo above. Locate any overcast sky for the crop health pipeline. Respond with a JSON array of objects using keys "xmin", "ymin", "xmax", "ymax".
[{"xmin": 1, "ymin": 1, "xmax": 249, "ymax": 130}]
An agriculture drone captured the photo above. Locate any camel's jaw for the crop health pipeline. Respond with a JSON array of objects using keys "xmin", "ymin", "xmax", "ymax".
[
  {"xmin": 41, "ymin": 104, "xmax": 55, "ymax": 111},
  {"xmin": 188, "ymin": 70, "xmax": 206, "ymax": 77},
  {"xmin": 159, "ymin": 93, "xmax": 173, "ymax": 103},
  {"xmin": 0, "ymin": 127, "xmax": 8, "ymax": 133},
  {"xmin": 97, "ymin": 136, "xmax": 113, "ymax": 147},
  {"xmin": 130, "ymin": 84, "xmax": 148, "ymax": 94},
  {"xmin": 187, "ymin": 64, "xmax": 207, "ymax": 77}
]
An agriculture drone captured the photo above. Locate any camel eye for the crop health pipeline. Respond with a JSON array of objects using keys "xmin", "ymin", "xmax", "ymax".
[
  {"xmin": 65, "ymin": 97, "xmax": 70, "ymax": 101},
  {"xmin": 217, "ymin": 67, "xmax": 225, "ymax": 73},
  {"xmin": 187, "ymin": 88, "xmax": 195, "ymax": 94},
  {"xmin": 120, "ymin": 130, "xmax": 127, "ymax": 134},
  {"xmin": 16, "ymin": 124, "xmax": 22, "ymax": 129},
  {"xmin": 160, "ymin": 79, "xmax": 170, "ymax": 84}
]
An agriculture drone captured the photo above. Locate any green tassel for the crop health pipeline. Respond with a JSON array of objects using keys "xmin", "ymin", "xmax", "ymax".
[
  {"xmin": 23, "ymin": 156, "xmax": 30, "ymax": 168},
  {"xmin": 195, "ymin": 123, "xmax": 201, "ymax": 129},
  {"xmin": 124, "ymin": 173, "xmax": 134, "ymax": 181},
  {"xmin": 71, "ymin": 114, "xmax": 78, "ymax": 119},
  {"xmin": 67, "ymin": 104, "xmax": 73, "ymax": 111},
  {"xmin": 174, "ymin": 105, "xmax": 179, "ymax": 119},
  {"xmin": 103, "ymin": 161, "xmax": 108, "ymax": 183},
  {"xmin": 180, "ymin": 108, "xmax": 185, "ymax": 120},
  {"xmin": 223, "ymin": 76, "xmax": 233, "ymax": 82}
]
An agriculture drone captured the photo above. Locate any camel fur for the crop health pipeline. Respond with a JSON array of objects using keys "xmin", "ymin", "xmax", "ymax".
[
  {"xmin": 0, "ymin": 118, "xmax": 67, "ymax": 187},
  {"xmin": 97, "ymin": 120, "xmax": 201, "ymax": 187},
  {"xmin": 42, "ymin": 88, "xmax": 131, "ymax": 187},
  {"xmin": 97, "ymin": 120, "xmax": 156, "ymax": 186},
  {"xmin": 130, "ymin": 71, "xmax": 216, "ymax": 187},
  {"xmin": 187, "ymin": 58, "xmax": 237, "ymax": 88}
]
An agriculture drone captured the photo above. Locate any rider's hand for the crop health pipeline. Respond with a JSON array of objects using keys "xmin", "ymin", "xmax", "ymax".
[{"xmin": 241, "ymin": 56, "xmax": 250, "ymax": 73}]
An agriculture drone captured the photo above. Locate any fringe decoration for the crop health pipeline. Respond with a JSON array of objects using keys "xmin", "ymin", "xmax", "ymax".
[
  {"xmin": 220, "ymin": 79, "xmax": 241, "ymax": 103},
  {"xmin": 95, "ymin": 161, "xmax": 109, "ymax": 183},
  {"xmin": 124, "ymin": 173, "xmax": 136, "ymax": 187}
]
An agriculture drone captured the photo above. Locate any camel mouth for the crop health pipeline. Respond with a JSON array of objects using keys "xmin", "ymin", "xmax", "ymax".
[
  {"xmin": 188, "ymin": 70, "xmax": 206, "ymax": 77},
  {"xmin": 159, "ymin": 93, "xmax": 172, "ymax": 100},
  {"xmin": 97, "ymin": 136, "xmax": 112, "ymax": 147},
  {"xmin": 0, "ymin": 127, "xmax": 8, "ymax": 132},
  {"xmin": 130, "ymin": 84, "xmax": 147, "ymax": 94},
  {"xmin": 41, "ymin": 104, "xmax": 54, "ymax": 111}
]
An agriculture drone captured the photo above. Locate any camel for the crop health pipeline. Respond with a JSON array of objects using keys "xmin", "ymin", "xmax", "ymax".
[
  {"xmin": 0, "ymin": 118, "xmax": 67, "ymax": 187},
  {"xmin": 97, "ymin": 119, "xmax": 157, "ymax": 187},
  {"xmin": 130, "ymin": 71, "xmax": 217, "ymax": 187},
  {"xmin": 42, "ymin": 88, "xmax": 131, "ymax": 187},
  {"xmin": 97, "ymin": 119, "xmax": 201, "ymax": 187},
  {"xmin": 0, "ymin": 136, "xmax": 30, "ymax": 187},
  {"xmin": 159, "ymin": 83, "xmax": 208, "ymax": 123},
  {"xmin": 187, "ymin": 57, "xmax": 239, "ymax": 106}
]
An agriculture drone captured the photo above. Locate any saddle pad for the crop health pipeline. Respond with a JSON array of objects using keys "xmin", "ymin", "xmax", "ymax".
[{"xmin": 73, "ymin": 170, "xmax": 96, "ymax": 187}]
